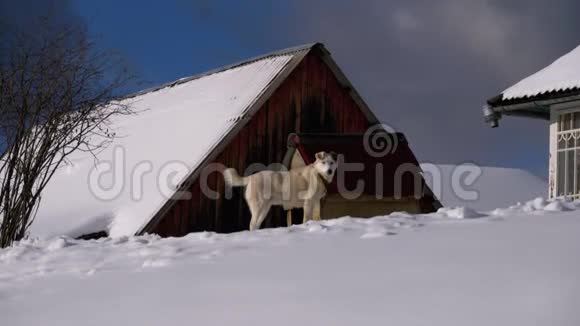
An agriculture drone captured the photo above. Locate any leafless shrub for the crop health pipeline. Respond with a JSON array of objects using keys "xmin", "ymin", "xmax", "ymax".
[{"xmin": 0, "ymin": 18, "xmax": 134, "ymax": 247}]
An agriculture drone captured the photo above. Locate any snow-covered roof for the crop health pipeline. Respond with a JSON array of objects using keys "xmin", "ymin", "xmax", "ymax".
[
  {"xmin": 31, "ymin": 45, "xmax": 313, "ymax": 239},
  {"xmin": 498, "ymin": 44, "xmax": 580, "ymax": 102}
]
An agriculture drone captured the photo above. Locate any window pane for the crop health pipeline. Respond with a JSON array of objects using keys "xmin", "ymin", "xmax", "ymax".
[
  {"xmin": 574, "ymin": 112, "xmax": 580, "ymax": 130},
  {"xmin": 567, "ymin": 134, "xmax": 575, "ymax": 148},
  {"xmin": 563, "ymin": 113, "xmax": 571, "ymax": 131},
  {"xmin": 576, "ymin": 150, "xmax": 580, "ymax": 195},
  {"xmin": 557, "ymin": 151, "xmax": 566, "ymax": 196},
  {"xmin": 558, "ymin": 135, "xmax": 566, "ymax": 149},
  {"xmin": 567, "ymin": 150, "xmax": 575, "ymax": 195}
]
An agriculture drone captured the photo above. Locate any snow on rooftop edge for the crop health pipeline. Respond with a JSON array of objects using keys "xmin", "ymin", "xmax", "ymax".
[
  {"xmin": 30, "ymin": 54, "xmax": 295, "ymax": 239},
  {"xmin": 501, "ymin": 44, "xmax": 580, "ymax": 101}
]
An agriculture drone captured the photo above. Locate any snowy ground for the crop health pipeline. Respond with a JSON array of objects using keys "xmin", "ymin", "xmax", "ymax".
[{"xmin": 2, "ymin": 198, "xmax": 580, "ymax": 326}]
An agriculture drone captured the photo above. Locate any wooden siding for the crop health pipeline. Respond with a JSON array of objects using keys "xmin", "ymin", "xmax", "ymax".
[{"xmin": 152, "ymin": 50, "xmax": 370, "ymax": 237}]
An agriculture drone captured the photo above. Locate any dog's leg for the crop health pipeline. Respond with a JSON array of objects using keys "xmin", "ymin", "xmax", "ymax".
[
  {"xmin": 248, "ymin": 200, "xmax": 271, "ymax": 231},
  {"xmin": 248, "ymin": 204, "xmax": 258, "ymax": 231},
  {"xmin": 254, "ymin": 202, "xmax": 271, "ymax": 230},
  {"xmin": 249, "ymin": 216, "xmax": 258, "ymax": 231},
  {"xmin": 247, "ymin": 198, "xmax": 262, "ymax": 231},
  {"xmin": 286, "ymin": 210, "xmax": 293, "ymax": 227},
  {"xmin": 303, "ymin": 200, "xmax": 314, "ymax": 224},
  {"xmin": 313, "ymin": 200, "xmax": 321, "ymax": 221}
]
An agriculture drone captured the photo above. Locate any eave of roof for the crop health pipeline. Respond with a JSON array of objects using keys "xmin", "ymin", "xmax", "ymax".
[
  {"xmin": 487, "ymin": 87, "xmax": 580, "ymax": 108},
  {"xmin": 487, "ymin": 44, "xmax": 580, "ymax": 110}
]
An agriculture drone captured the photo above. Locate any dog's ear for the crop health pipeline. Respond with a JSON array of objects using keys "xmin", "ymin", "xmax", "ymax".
[
  {"xmin": 329, "ymin": 151, "xmax": 338, "ymax": 161},
  {"xmin": 315, "ymin": 151, "xmax": 326, "ymax": 161}
]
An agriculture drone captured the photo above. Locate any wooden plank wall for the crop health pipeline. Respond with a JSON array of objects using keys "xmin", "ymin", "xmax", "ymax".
[{"xmin": 152, "ymin": 50, "xmax": 371, "ymax": 237}]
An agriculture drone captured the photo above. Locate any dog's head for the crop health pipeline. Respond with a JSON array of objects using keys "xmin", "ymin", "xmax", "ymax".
[{"xmin": 314, "ymin": 151, "xmax": 338, "ymax": 182}]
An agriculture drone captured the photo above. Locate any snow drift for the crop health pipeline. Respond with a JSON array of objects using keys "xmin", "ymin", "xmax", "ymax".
[
  {"xmin": 421, "ymin": 164, "xmax": 547, "ymax": 211},
  {"xmin": 1, "ymin": 197, "xmax": 579, "ymax": 326}
]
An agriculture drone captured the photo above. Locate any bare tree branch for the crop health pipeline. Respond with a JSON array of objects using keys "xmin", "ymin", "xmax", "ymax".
[{"xmin": 0, "ymin": 17, "xmax": 135, "ymax": 247}]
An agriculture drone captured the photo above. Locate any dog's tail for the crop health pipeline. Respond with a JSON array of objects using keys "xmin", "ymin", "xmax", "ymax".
[{"xmin": 223, "ymin": 168, "xmax": 249, "ymax": 187}]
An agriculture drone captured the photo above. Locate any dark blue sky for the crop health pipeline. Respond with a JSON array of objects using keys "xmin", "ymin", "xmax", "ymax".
[
  {"xmin": 5, "ymin": 0, "xmax": 580, "ymax": 177},
  {"xmin": 73, "ymin": 1, "xmax": 297, "ymax": 89}
]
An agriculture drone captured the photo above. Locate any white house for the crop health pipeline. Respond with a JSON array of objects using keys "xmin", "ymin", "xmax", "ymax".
[{"xmin": 484, "ymin": 44, "xmax": 580, "ymax": 199}]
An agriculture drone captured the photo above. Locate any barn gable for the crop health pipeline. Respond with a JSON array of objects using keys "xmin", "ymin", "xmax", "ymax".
[{"xmin": 32, "ymin": 43, "xmax": 390, "ymax": 239}]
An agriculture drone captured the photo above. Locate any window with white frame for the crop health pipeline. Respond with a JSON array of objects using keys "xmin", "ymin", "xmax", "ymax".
[{"xmin": 556, "ymin": 111, "xmax": 580, "ymax": 197}]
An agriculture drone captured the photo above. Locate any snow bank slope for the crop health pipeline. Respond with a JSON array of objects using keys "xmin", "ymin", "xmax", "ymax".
[
  {"xmin": 2, "ymin": 198, "xmax": 579, "ymax": 326},
  {"xmin": 421, "ymin": 164, "xmax": 547, "ymax": 211}
]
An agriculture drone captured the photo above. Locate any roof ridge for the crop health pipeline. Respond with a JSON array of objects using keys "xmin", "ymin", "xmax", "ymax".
[{"xmin": 125, "ymin": 43, "xmax": 319, "ymax": 100}]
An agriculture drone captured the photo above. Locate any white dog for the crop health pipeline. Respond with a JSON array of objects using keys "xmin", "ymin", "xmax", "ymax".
[{"xmin": 223, "ymin": 151, "xmax": 338, "ymax": 231}]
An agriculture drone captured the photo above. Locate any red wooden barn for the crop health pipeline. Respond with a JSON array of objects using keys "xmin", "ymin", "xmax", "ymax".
[{"xmin": 33, "ymin": 43, "xmax": 440, "ymax": 239}]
